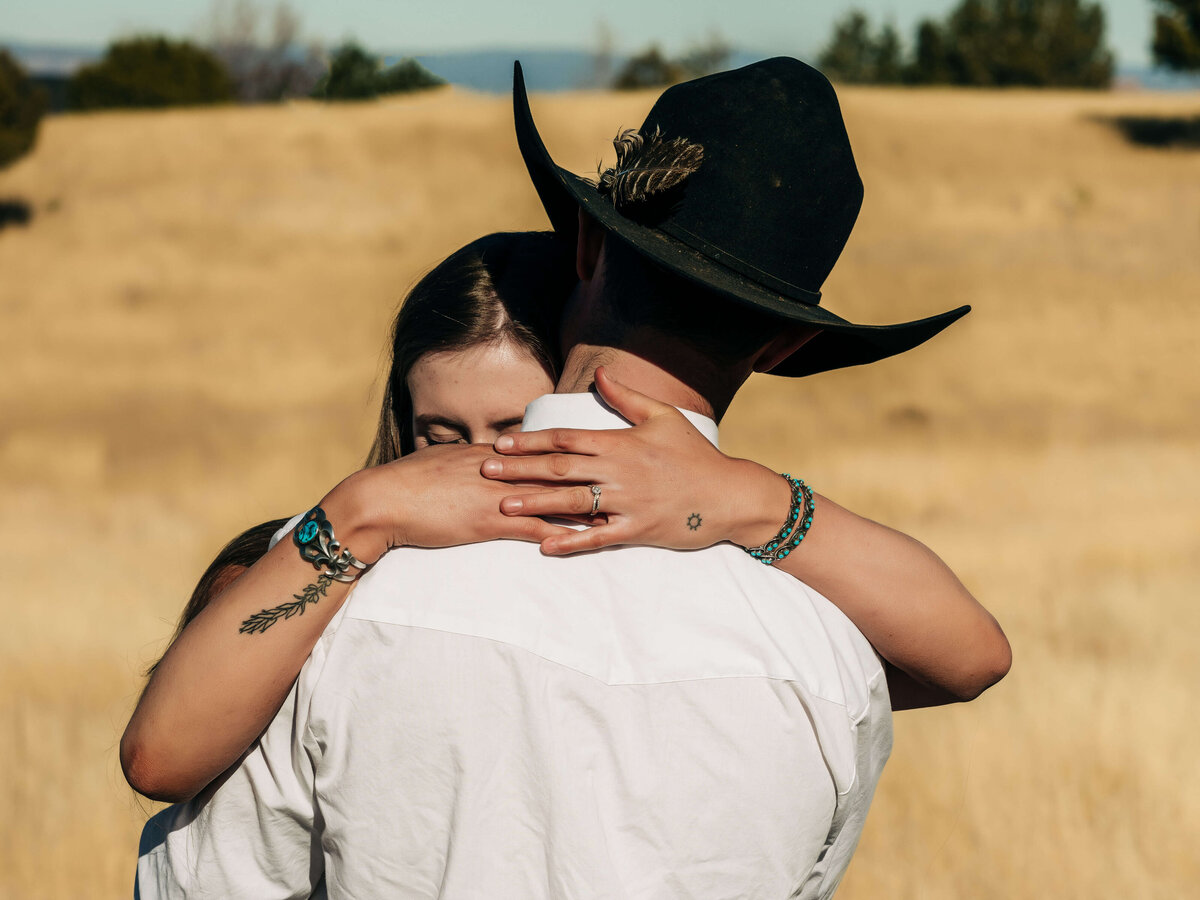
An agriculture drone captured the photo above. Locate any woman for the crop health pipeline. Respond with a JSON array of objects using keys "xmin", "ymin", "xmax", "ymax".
[{"xmin": 122, "ymin": 231, "xmax": 1009, "ymax": 803}]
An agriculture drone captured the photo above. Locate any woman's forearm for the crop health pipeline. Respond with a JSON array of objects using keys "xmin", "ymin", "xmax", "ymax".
[
  {"xmin": 121, "ymin": 490, "xmax": 373, "ymax": 802},
  {"xmin": 729, "ymin": 467, "xmax": 1011, "ymax": 708},
  {"xmin": 122, "ymin": 449, "xmax": 567, "ymax": 802}
]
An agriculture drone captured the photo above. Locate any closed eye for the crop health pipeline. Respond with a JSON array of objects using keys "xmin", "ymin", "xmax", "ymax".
[{"xmin": 414, "ymin": 414, "xmax": 469, "ymax": 448}]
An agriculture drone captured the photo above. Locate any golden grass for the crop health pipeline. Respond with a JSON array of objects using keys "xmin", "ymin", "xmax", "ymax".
[{"xmin": 2, "ymin": 83, "xmax": 1198, "ymax": 898}]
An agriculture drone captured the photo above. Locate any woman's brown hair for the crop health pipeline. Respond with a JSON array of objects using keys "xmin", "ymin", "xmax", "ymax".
[
  {"xmin": 366, "ymin": 230, "xmax": 574, "ymax": 464},
  {"xmin": 150, "ymin": 232, "xmax": 575, "ymax": 670}
]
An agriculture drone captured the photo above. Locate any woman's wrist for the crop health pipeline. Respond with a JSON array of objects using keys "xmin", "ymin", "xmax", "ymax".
[
  {"xmin": 317, "ymin": 469, "xmax": 394, "ymax": 566},
  {"xmin": 724, "ymin": 459, "xmax": 797, "ymax": 549}
]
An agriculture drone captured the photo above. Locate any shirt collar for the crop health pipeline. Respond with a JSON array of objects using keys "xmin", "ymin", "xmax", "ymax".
[{"xmin": 522, "ymin": 393, "xmax": 720, "ymax": 449}]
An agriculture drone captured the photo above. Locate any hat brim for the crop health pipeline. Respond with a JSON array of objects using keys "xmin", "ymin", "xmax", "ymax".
[{"xmin": 513, "ymin": 62, "xmax": 970, "ymax": 377}]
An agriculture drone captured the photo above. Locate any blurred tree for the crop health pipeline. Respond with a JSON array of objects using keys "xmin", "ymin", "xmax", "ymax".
[
  {"xmin": 903, "ymin": 0, "xmax": 1112, "ymax": 87},
  {"xmin": 874, "ymin": 24, "xmax": 904, "ymax": 83},
  {"xmin": 613, "ymin": 31, "xmax": 733, "ymax": 90},
  {"xmin": 819, "ymin": 12, "xmax": 878, "ymax": 83},
  {"xmin": 944, "ymin": 0, "xmax": 995, "ymax": 84},
  {"xmin": 204, "ymin": 0, "xmax": 324, "ymax": 101},
  {"xmin": 818, "ymin": 11, "xmax": 906, "ymax": 84},
  {"xmin": 68, "ymin": 37, "xmax": 233, "ymax": 109},
  {"xmin": 613, "ymin": 45, "xmax": 687, "ymax": 90},
  {"xmin": 589, "ymin": 18, "xmax": 616, "ymax": 89},
  {"xmin": 907, "ymin": 19, "xmax": 953, "ymax": 83},
  {"xmin": 1037, "ymin": 0, "xmax": 1113, "ymax": 87},
  {"xmin": 1152, "ymin": 0, "xmax": 1200, "ymax": 70},
  {"xmin": 310, "ymin": 42, "xmax": 444, "ymax": 101},
  {"xmin": 0, "ymin": 50, "xmax": 47, "ymax": 168},
  {"xmin": 374, "ymin": 58, "xmax": 446, "ymax": 95},
  {"xmin": 679, "ymin": 30, "xmax": 733, "ymax": 78},
  {"xmin": 313, "ymin": 42, "xmax": 378, "ymax": 100}
]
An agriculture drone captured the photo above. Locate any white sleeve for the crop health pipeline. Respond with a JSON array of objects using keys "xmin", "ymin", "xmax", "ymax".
[
  {"xmin": 802, "ymin": 665, "xmax": 894, "ymax": 899},
  {"xmin": 268, "ymin": 513, "xmax": 305, "ymax": 552},
  {"xmin": 134, "ymin": 635, "xmax": 334, "ymax": 899}
]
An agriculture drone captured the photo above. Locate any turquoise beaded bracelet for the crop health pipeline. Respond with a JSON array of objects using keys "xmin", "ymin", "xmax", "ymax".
[{"xmin": 744, "ymin": 474, "xmax": 815, "ymax": 566}]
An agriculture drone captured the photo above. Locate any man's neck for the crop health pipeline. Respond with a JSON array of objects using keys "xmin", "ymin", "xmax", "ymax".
[{"xmin": 556, "ymin": 338, "xmax": 735, "ymax": 421}]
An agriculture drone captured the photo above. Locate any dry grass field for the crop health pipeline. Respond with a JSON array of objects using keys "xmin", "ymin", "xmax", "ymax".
[{"xmin": 2, "ymin": 81, "xmax": 1198, "ymax": 898}]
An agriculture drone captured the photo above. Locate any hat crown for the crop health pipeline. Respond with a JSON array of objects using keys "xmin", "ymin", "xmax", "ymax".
[
  {"xmin": 635, "ymin": 57, "xmax": 863, "ymax": 296},
  {"xmin": 513, "ymin": 56, "xmax": 969, "ymax": 378}
]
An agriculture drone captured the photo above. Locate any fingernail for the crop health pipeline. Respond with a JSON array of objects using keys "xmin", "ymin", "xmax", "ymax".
[
  {"xmin": 495, "ymin": 435, "xmax": 514, "ymax": 451},
  {"xmin": 542, "ymin": 540, "xmax": 559, "ymax": 555},
  {"xmin": 501, "ymin": 497, "xmax": 523, "ymax": 513},
  {"xmin": 482, "ymin": 460, "xmax": 502, "ymax": 476}
]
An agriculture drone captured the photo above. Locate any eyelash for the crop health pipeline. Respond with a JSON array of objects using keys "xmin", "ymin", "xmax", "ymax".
[{"xmin": 425, "ymin": 436, "xmax": 467, "ymax": 446}]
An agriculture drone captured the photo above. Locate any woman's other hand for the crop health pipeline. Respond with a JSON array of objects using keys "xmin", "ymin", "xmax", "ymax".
[
  {"xmin": 480, "ymin": 367, "xmax": 787, "ymax": 556},
  {"xmin": 325, "ymin": 444, "xmax": 574, "ymax": 562}
]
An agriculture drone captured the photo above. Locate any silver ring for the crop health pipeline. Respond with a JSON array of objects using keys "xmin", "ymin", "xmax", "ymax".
[{"xmin": 589, "ymin": 484, "xmax": 602, "ymax": 516}]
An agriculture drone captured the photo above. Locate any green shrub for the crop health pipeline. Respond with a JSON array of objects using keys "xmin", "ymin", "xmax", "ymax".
[
  {"xmin": 818, "ymin": 12, "xmax": 905, "ymax": 84},
  {"xmin": 613, "ymin": 46, "xmax": 687, "ymax": 90},
  {"xmin": 1153, "ymin": 0, "xmax": 1200, "ymax": 71},
  {"xmin": 375, "ymin": 58, "xmax": 445, "ymax": 94},
  {"xmin": 68, "ymin": 36, "xmax": 233, "ymax": 110},
  {"xmin": 611, "ymin": 36, "xmax": 732, "ymax": 91},
  {"xmin": 819, "ymin": 2, "xmax": 1113, "ymax": 88},
  {"xmin": 0, "ymin": 50, "xmax": 47, "ymax": 168},
  {"xmin": 311, "ymin": 42, "xmax": 444, "ymax": 101}
]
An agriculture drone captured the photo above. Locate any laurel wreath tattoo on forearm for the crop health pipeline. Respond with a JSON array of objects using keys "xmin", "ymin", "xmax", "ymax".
[{"xmin": 239, "ymin": 574, "xmax": 334, "ymax": 635}]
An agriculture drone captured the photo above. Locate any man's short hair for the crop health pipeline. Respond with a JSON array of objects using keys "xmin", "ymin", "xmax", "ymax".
[{"xmin": 599, "ymin": 233, "xmax": 784, "ymax": 365}]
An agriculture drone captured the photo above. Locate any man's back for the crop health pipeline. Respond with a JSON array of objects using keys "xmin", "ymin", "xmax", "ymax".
[
  {"xmin": 139, "ymin": 403, "xmax": 890, "ymax": 900},
  {"xmin": 308, "ymin": 534, "xmax": 890, "ymax": 898}
]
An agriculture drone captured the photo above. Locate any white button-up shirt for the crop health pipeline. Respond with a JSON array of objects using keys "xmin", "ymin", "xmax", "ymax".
[{"xmin": 136, "ymin": 393, "xmax": 891, "ymax": 900}]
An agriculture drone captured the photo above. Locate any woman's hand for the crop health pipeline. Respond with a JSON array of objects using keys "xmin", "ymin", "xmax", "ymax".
[
  {"xmin": 480, "ymin": 367, "xmax": 789, "ymax": 556},
  {"xmin": 325, "ymin": 444, "xmax": 575, "ymax": 563}
]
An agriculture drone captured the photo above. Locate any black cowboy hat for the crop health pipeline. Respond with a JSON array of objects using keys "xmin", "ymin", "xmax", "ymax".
[{"xmin": 512, "ymin": 57, "xmax": 970, "ymax": 377}]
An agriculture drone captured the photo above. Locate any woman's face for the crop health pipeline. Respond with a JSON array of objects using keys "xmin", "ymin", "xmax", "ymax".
[{"xmin": 407, "ymin": 340, "xmax": 555, "ymax": 448}]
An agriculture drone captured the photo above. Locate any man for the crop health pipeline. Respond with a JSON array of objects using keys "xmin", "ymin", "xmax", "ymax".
[{"xmin": 139, "ymin": 58, "xmax": 973, "ymax": 898}]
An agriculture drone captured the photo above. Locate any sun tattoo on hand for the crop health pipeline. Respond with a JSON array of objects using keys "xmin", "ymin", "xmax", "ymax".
[{"xmin": 686, "ymin": 513, "xmax": 703, "ymax": 531}]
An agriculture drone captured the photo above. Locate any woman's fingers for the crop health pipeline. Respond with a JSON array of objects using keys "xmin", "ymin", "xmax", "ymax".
[
  {"xmin": 493, "ymin": 427, "xmax": 606, "ymax": 457},
  {"xmin": 500, "ymin": 487, "xmax": 601, "ymax": 518},
  {"xmin": 498, "ymin": 515, "xmax": 576, "ymax": 544},
  {"xmin": 593, "ymin": 366, "xmax": 676, "ymax": 425},
  {"xmin": 482, "ymin": 454, "xmax": 600, "ymax": 484},
  {"xmin": 541, "ymin": 522, "xmax": 629, "ymax": 556}
]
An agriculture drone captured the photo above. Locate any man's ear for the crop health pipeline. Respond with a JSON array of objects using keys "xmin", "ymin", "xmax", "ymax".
[
  {"xmin": 576, "ymin": 208, "xmax": 605, "ymax": 282},
  {"xmin": 752, "ymin": 325, "xmax": 822, "ymax": 374}
]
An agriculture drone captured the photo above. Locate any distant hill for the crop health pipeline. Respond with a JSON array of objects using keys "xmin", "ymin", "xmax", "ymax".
[
  {"xmin": 398, "ymin": 48, "xmax": 775, "ymax": 93},
  {"xmin": 1116, "ymin": 66, "xmax": 1200, "ymax": 91},
  {"xmin": 2, "ymin": 39, "xmax": 101, "ymax": 75},
  {"xmin": 0, "ymin": 39, "xmax": 774, "ymax": 94},
  {"xmin": 4, "ymin": 38, "xmax": 1198, "ymax": 95},
  {"xmin": 404, "ymin": 49, "xmax": 599, "ymax": 93}
]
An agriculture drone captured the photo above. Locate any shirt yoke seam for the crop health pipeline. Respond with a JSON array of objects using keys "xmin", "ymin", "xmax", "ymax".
[{"xmin": 332, "ymin": 618, "xmax": 868, "ymax": 713}]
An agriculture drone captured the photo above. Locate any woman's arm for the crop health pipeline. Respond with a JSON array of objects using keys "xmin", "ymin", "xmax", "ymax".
[
  {"xmin": 481, "ymin": 368, "xmax": 1011, "ymax": 709},
  {"xmin": 145, "ymin": 517, "xmax": 294, "ymax": 677},
  {"xmin": 121, "ymin": 445, "xmax": 568, "ymax": 802},
  {"xmin": 761, "ymin": 492, "xmax": 1010, "ymax": 708}
]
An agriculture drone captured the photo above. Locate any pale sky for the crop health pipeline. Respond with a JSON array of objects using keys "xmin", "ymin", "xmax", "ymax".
[{"xmin": 0, "ymin": 0, "xmax": 1160, "ymax": 67}]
